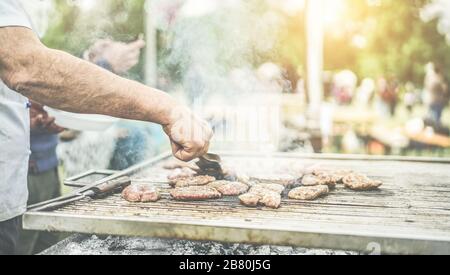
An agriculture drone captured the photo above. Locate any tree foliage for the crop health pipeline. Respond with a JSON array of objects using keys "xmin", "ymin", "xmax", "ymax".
[
  {"xmin": 323, "ymin": 0, "xmax": 450, "ymax": 85},
  {"xmin": 43, "ymin": 0, "xmax": 145, "ymax": 79},
  {"xmin": 42, "ymin": 0, "xmax": 450, "ymax": 86}
]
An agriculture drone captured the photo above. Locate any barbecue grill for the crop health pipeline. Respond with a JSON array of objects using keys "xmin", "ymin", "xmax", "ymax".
[{"xmin": 23, "ymin": 151, "xmax": 450, "ymax": 255}]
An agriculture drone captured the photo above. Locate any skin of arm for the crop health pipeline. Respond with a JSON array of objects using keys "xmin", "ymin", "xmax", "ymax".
[{"xmin": 0, "ymin": 27, "xmax": 212, "ymax": 161}]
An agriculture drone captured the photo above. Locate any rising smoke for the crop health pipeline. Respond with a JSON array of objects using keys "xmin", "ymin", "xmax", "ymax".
[{"xmin": 156, "ymin": 0, "xmax": 289, "ymax": 104}]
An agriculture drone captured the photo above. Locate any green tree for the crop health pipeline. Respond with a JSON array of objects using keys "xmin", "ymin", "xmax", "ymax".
[
  {"xmin": 324, "ymin": 0, "xmax": 450, "ymax": 85},
  {"xmin": 43, "ymin": 0, "xmax": 146, "ymax": 79}
]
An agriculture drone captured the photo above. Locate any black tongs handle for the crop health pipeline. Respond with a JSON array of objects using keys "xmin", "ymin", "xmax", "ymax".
[
  {"xmin": 28, "ymin": 176, "xmax": 131, "ymax": 212},
  {"xmin": 90, "ymin": 176, "xmax": 131, "ymax": 195}
]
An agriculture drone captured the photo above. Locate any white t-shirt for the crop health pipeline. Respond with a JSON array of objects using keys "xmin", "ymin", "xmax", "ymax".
[{"xmin": 0, "ymin": 0, "xmax": 34, "ymax": 221}]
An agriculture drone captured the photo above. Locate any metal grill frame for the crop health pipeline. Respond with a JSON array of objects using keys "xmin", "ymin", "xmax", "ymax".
[{"xmin": 23, "ymin": 151, "xmax": 450, "ymax": 255}]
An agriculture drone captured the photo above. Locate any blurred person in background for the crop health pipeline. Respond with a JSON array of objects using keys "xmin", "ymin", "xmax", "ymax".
[
  {"xmin": 403, "ymin": 82, "xmax": 420, "ymax": 114},
  {"xmin": 15, "ymin": 101, "xmax": 64, "ymax": 255},
  {"xmin": 355, "ymin": 78, "xmax": 375, "ymax": 107},
  {"xmin": 375, "ymin": 77, "xmax": 398, "ymax": 118},
  {"xmin": 424, "ymin": 63, "xmax": 449, "ymax": 125},
  {"xmin": 331, "ymin": 70, "xmax": 357, "ymax": 105},
  {"xmin": 83, "ymin": 37, "xmax": 145, "ymax": 76}
]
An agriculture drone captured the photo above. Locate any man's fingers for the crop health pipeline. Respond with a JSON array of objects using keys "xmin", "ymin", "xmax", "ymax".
[
  {"xmin": 172, "ymin": 141, "xmax": 204, "ymax": 162},
  {"xmin": 164, "ymin": 111, "xmax": 213, "ymax": 161},
  {"xmin": 183, "ymin": 141, "xmax": 210, "ymax": 161},
  {"xmin": 173, "ymin": 147, "xmax": 193, "ymax": 162},
  {"xmin": 171, "ymin": 140, "xmax": 196, "ymax": 162}
]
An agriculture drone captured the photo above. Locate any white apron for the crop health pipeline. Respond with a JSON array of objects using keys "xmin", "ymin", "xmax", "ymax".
[
  {"xmin": 0, "ymin": 81, "xmax": 30, "ymax": 221},
  {"xmin": 0, "ymin": 0, "xmax": 35, "ymax": 221}
]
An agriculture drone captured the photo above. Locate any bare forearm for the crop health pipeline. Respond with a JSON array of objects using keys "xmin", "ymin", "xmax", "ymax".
[
  {"xmin": 1, "ymin": 28, "xmax": 178, "ymax": 126},
  {"xmin": 23, "ymin": 48, "xmax": 177, "ymax": 125}
]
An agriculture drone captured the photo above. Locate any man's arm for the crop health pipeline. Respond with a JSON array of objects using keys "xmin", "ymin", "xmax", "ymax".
[
  {"xmin": 0, "ymin": 27, "xmax": 212, "ymax": 161},
  {"xmin": 0, "ymin": 27, "xmax": 176, "ymax": 125}
]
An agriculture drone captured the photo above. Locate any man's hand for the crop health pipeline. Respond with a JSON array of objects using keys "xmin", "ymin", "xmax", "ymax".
[
  {"xmin": 163, "ymin": 107, "xmax": 213, "ymax": 161},
  {"xmin": 84, "ymin": 36, "xmax": 146, "ymax": 75},
  {"xmin": 30, "ymin": 102, "xmax": 64, "ymax": 134}
]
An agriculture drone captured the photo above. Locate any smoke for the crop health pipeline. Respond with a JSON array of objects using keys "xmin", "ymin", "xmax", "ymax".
[
  {"xmin": 155, "ymin": 0, "xmax": 288, "ymax": 103},
  {"xmin": 153, "ymin": 0, "xmax": 294, "ymax": 151}
]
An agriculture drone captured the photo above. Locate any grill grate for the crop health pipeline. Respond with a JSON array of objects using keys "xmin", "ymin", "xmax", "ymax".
[{"xmin": 24, "ymin": 153, "xmax": 450, "ymax": 254}]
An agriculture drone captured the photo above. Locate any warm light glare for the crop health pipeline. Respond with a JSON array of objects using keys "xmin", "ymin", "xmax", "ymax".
[
  {"xmin": 322, "ymin": 0, "xmax": 346, "ymax": 27},
  {"xmin": 78, "ymin": 0, "xmax": 96, "ymax": 12}
]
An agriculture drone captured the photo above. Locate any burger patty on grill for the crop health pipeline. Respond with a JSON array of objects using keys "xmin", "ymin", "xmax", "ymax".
[
  {"xmin": 170, "ymin": 186, "xmax": 222, "ymax": 201},
  {"xmin": 343, "ymin": 173, "xmax": 383, "ymax": 191},
  {"xmin": 208, "ymin": 181, "xmax": 249, "ymax": 196},
  {"xmin": 238, "ymin": 193, "xmax": 261, "ymax": 207},
  {"xmin": 313, "ymin": 169, "xmax": 353, "ymax": 184},
  {"xmin": 288, "ymin": 185, "xmax": 329, "ymax": 201},
  {"xmin": 239, "ymin": 185, "xmax": 282, "ymax": 209},
  {"xmin": 167, "ymin": 168, "xmax": 197, "ymax": 185},
  {"xmin": 172, "ymin": 175, "xmax": 216, "ymax": 188},
  {"xmin": 122, "ymin": 184, "xmax": 161, "ymax": 203}
]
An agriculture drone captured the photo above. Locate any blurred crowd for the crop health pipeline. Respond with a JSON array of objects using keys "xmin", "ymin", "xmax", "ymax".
[{"xmin": 322, "ymin": 63, "xmax": 450, "ymax": 131}]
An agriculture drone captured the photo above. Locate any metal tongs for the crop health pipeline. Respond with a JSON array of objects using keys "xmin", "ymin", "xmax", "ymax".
[
  {"xmin": 196, "ymin": 153, "xmax": 225, "ymax": 180},
  {"xmin": 28, "ymin": 176, "xmax": 131, "ymax": 212}
]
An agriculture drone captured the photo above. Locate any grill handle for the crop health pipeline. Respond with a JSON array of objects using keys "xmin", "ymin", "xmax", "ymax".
[{"xmin": 90, "ymin": 176, "xmax": 131, "ymax": 195}]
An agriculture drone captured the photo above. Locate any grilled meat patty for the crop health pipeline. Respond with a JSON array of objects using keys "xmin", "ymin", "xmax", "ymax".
[
  {"xmin": 259, "ymin": 192, "xmax": 281, "ymax": 209},
  {"xmin": 239, "ymin": 190, "xmax": 281, "ymax": 209},
  {"xmin": 172, "ymin": 175, "xmax": 216, "ymax": 188},
  {"xmin": 313, "ymin": 169, "xmax": 353, "ymax": 184},
  {"xmin": 301, "ymin": 169, "xmax": 353, "ymax": 189},
  {"xmin": 288, "ymin": 185, "xmax": 329, "ymax": 201},
  {"xmin": 239, "ymin": 193, "xmax": 261, "ymax": 207},
  {"xmin": 122, "ymin": 184, "xmax": 161, "ymax": 203},
  {"xmin": 343, "ymin": 173, "xmax": 383, "ymax": 191},
  {"xmin": 301, "ymin": 174, "xmax": 336, "ymax": 188},
  {"xmin": 208, "ymin": 181, "xmax": 249, "ymax": 196},
  {"xmin": 239, "ymin": 184, "xmax": 283, "ymax": 209},
  {"xmin": 167, "ymin": 168, "xmax": 197, "ymax": 185},
  {"xmin": 170, "ymin": 186, "xmax": 222, "ymax": 201}
]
